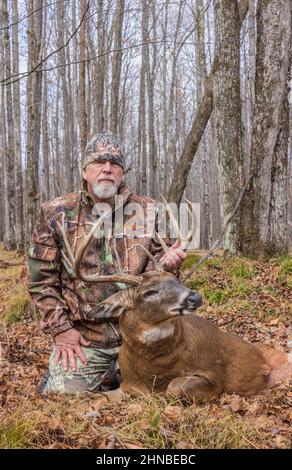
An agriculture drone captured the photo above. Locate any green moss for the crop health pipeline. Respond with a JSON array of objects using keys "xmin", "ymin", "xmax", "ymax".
[
  {"xmin": 182, "ymin": 254, "xmax": 201, "ymax": 271},
  {"xmin": 228, "ymin": 259, "xmax": 254, "ymax": 279},
  {"xmin": 205, "ymin": 258, "xmax": 223, "ymax": 270},
  {"xmin": 231, "ymin": 279, "xmax": 252, "ymax": 296},
  {"xmin": 277, "ymin": 256, "xmax": 292, "ymax": 287},
  {"xmin": 185, "ymin": 277, "xmax": 208, "ymax": 290},
  {"xmin": 277, "ymin": 255, "xmax": 292, "ymax": 274},
  {"xmin": 204, "ymin": 289, "xmax": 231, "ymax": 305}
]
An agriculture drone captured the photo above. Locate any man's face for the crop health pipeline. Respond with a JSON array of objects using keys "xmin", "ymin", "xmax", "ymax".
[{"xmin": 82, "ymin": 159, "xmax": 124, "ymax": 199}]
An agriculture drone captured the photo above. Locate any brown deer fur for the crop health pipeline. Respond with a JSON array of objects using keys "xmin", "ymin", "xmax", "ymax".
[{"xmin": 95, "ymin": 271, "xmax": 291, "ymax": 402}]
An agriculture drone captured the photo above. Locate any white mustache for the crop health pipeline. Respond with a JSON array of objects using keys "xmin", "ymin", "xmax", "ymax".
[{"xmin": 98, "ymin": 179, "xmax": 115, "ymax": 183}]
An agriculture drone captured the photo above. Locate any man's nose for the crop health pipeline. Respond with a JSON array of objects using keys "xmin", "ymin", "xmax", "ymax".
[{"xmin": 102, "ymin": 162, "xmax": 112, "ymax": 173}]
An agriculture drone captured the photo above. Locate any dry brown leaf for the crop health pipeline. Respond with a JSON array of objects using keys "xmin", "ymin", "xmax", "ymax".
[
  {"xmin": 126, "ymin": 402, "xmax": 144, "ymax": 415},
  {"xmin": 124, "ymin": 442, "xmax": 144, "ymax": 449},
  {"xmin": 163, "ymin": 405, "xmax": 184, "ymax": 423},
  {"xmin": 229, "ymin": 396, "xmax": 243, "ymax": 413}
]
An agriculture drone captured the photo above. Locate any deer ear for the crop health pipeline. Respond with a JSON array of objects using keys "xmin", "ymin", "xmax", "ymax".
[{"xmin": 86, "ymin": 291, "xmax": 131, "ymax": 320}]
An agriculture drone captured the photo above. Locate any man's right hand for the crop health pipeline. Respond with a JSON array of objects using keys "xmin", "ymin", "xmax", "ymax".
[{"xmin": 53, "ymin": 328, "xmax": 90, "ymax": 371}]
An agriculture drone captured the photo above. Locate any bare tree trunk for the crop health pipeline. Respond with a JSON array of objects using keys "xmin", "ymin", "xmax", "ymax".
[
  {"xmin": 110, "ymin": 0, "xmax": 125, "ymax": 134},
  {"xmin": 0, "ymin": 19, "xmax": 10, "ymax": 247},
  {"xmin": 195, "ymin": 0, "xmax": 212, "ymax": 248},
  {"xmin": 167, "ymin": 0, "xmax": 184, "ymax": 173},
  {"xmin": 2, "ymin": 0, "xmax": 16, "ymax": 249},
  {"xmin": 241, "ymin": 0, "xmax": 292, "ymax": 256},
  {"xmin": 162, "ymin": 1, "xmax": 169, "ymax": 194},
  {"xmin": 41, "ymin": 2, "xmax": 49, "ymax": 202},
  {"xmin": 57, "ymin": 1, "xmax": 72, "ymax": 194},
  {"xmin": 26, "ymin": 0, "xmax": 43, "ymax": 238},
  {"xmin": 79, "ymin": 0, "xmax": 88, "ymax": 154},
  {"xmin": 96, "ymin": 0, "xmax": 106, "ymax": 131},
  {"xmin": 42, "ymin": 72, "xmax": 50, "ymax": 202},
  {"xmin": 213, "ymin": 0, "xmax": 243, "ymax": 254},
  {"xmin": 289, "ymin": 110, "xmax": 292, "ymax": 246},
  {"xmin": 146, "ymin": 0, "xmax": 158, "ymax": 198},
  {"xmin": 137, "ymin": 0, "xmax": 148, "ymax": 195},
  {"xmin": 11, "ymin": 0, "xmax": 24, "ymax": 250},
  {"xmin": 71, "ymin": 0, "xmax": 80, "ymax": 189},
  {"xmin": 54, "ymin": 75, "xmax": 61, "ymax": 196}
]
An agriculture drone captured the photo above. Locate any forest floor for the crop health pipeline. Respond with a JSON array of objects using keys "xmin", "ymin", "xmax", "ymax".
[{"xmin": 0, "ymin": 243, "xmax": 291, "ymax": 449}]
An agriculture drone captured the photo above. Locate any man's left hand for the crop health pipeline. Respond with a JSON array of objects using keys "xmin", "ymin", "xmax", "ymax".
[{"xmin": 160, "ymin": 240, "xmax": 186, "ymax": 272}]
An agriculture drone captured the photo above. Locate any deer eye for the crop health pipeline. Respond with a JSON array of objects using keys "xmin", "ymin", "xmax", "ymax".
[{"xmin": 143, "ymin": 290, "xmax": 158, "ymax": 299}]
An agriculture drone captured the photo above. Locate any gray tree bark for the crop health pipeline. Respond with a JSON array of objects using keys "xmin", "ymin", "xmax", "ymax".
[
  {"xmin": 241, "ymin": 0, "xmax": 292, "ymax": 256},
  {"xmin": 12, "ymin": 0, "xmax": 24, "ymax": 250},
  {"xmin": 26, "ymin": 0, "xmax": 43, "ymax": 238},
  {"xmin": 79, "ymin": 0, "xmax": 88, "ymax": 154},
  {"xmin": 213, "ymin": 0, "xmax": 243, "ymax": 254},
  {"xmin": 110, "ymin": 0, "xmax": 125, "ymax": 134},
  {"xmin": 2, "ymin": 0, "xmax": 16, "ymax": 249}
]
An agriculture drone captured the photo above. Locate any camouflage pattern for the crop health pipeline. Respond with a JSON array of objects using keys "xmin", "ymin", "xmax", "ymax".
[
  {"xmin": 41, "ymin": 345, "xmax": 120, "ymax": 394},
  {"xmin": 83, "ymin": 130, "xmax": 124, "ymax": 169},
  {"xmin": 28, "ymin": 182, "xmax": 170, "ymax": 348}
]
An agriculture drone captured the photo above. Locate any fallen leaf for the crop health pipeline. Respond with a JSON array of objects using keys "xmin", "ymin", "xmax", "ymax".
[
  {"xmin": 163, "ymin": 405, "xmax": 184, "ymax": 423},
  {"xmin": 229, "ymin": 396, "xmax": 243, "ymax": 413}
]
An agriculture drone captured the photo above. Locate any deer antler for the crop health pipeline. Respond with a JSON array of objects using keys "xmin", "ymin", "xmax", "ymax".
[
  {"xmin": 157, "ymin": 195, "xmax": 196, "ymax": 252},
  {"xmin": 57, "ymin": 210, "xmax": 142, "ymax": 286},
  {"xmin": 135, "ymin": 244, "xmax": 164, "ymax": 271}
]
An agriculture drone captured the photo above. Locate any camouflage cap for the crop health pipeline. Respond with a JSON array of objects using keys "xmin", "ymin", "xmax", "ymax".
[{"xmin": 83, "ymin": 130, "xmax": 124, "ymax": 170}]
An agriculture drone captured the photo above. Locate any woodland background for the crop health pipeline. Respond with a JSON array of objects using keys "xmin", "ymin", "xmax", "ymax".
[
  {"xmin": 0, "ymin": 0, "xmax": 292, "ymax": 256},
  {"xmin": 0, "ymin": 0, "xmax": 291, "ymax": 451}
]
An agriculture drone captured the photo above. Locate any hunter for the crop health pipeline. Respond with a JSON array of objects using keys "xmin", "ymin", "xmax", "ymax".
[{"xmin": 28, "ymin": 131, "xmax": 186, "ymax": 394}]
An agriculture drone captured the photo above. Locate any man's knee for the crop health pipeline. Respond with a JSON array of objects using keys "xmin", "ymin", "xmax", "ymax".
[{"xmin": 41, "ymin": 345, "xmax": 119, "ymax": 394}]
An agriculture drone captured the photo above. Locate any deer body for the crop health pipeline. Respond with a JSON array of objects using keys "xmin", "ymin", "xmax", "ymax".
[{"xmin": 119, "ymin": 306, "xmax": 284, "ymax": 401}]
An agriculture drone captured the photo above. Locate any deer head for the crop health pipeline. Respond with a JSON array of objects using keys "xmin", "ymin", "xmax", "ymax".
[{"xmin": 56, "ymin": 197, "xmax": 202, "ymax": 325}]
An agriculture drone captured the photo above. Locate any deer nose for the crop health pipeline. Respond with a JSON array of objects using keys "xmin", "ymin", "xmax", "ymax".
[{"xmin": 183, "ymin": 291, "xmax": 203, "ymax": 309}]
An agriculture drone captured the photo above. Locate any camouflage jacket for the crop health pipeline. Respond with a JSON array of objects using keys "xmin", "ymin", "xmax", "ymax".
[{"xmin": 28, "ymin": 182, "xmax": 170, "ymax": 348}]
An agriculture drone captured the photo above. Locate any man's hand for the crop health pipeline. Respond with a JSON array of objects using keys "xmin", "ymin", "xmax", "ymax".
[
  {"xmin": 160, "ymin": 240, "xmax": 187, "ymax": 272},
  {"xmin": 54, "ymin": 328, "xmax": 90, "ymax": 371}
]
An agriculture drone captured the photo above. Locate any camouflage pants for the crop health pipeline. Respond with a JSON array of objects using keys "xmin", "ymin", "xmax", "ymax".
[{"xmin": 40, "ymin": 345, "xmax": 120, "ymax": 394}]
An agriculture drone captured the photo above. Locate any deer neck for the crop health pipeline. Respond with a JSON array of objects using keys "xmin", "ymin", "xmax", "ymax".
[{"xmin": 121, "ymin": 316, "xmax": 183, "ymax": 357}]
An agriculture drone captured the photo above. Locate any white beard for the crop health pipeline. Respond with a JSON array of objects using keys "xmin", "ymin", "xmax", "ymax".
[{"xmin": 92, "ymin": 181, "xmax": 118, "ymax": 199}]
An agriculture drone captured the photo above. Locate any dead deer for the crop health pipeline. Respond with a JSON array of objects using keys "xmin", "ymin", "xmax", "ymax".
[{"xmin": 57, "ymin": 201, "xmax": 292, "ymax": 402}]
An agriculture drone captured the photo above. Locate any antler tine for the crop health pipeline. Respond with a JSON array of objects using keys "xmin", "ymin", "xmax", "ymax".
[
  {"xmin": 155, "ymin": 231, "xmax": 169, "ymax": 254},
  {"xmin": 112, "ymin": 236, "xmax": 123, "ymax": 273},
  {"xmin": 58, "ymin": 209, "xmax": 142, "ymax": 286},
  {"xmin": 75, "ymin": 212, "xmax": 142, "ymax": 285},
  {"xmin": 56, "ymin": 213, "xmax": 75, "ymax": 268},
  {"xmin": 182, "ymin": 197, "xmax": 196, "ymax": 249},
  {"xmin": 160, "ymin": 194, "xmax": 182, "ymax": 245},
  {"xmin": 160, "ymin": 194, "xmax": 195, "ymax": 251},
  {"xmin": 135, "ymin": 244, "xmax": 163, "ymax": 271}
]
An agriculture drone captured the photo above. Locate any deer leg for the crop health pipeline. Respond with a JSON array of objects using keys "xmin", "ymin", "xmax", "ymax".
[
  {"xmin": 268, "ymin": 361, "xmax": 292, "ymax": 388},
  {"xmin": 166, "ymin": 375, "xmax": 220, "ymax": 403},
  {"xmin": 256, "ymin": 344, "xmax": 292, "ymax": 389}
]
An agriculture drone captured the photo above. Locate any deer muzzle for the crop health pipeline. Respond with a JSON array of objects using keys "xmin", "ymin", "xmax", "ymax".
[{"xmin": 181, "ymin": 291, "xmax": 203, "ymax": 312}]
